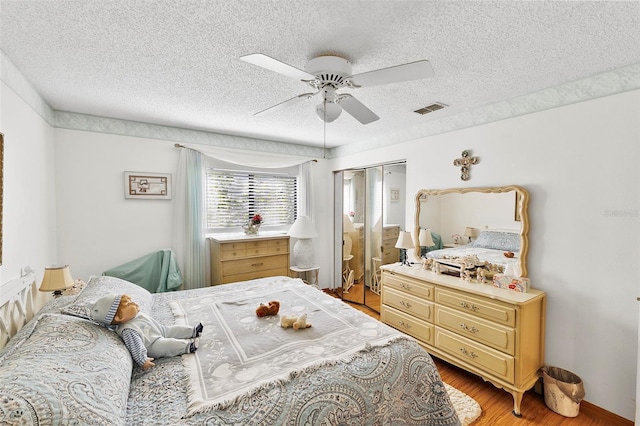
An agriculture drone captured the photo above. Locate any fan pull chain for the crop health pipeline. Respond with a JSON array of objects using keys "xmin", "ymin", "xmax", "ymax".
[{"xmin": 323, "ymin": 97, "xmax": 327, "ymax": 159}]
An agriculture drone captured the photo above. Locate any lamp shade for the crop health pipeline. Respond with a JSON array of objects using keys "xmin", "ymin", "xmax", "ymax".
[
  {"xmin": 39, "ymin": 265, "xmax": 74, "ymax": 294},
  {"xmin": 343, "ymin": 214, "xmax": 356, "ymax": 233},
  {"xmin": 395, "ymin": 231, "xmax": 414, "ymax": 250},
  {"xmin": 419, "ymin": 228, "xmax": 435, "ymax": 247},
  {"xmin": 464, "ymin": 227, "xmax": 475, "ymax": 238},
  {"xmin": 288, "ymin": 216, "xmax": 318, "ymax": 239}
]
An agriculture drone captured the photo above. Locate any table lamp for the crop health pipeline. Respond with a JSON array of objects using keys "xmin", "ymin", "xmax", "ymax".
[
  {"xmin": 343, "ymin": 214, "xmax": 356, "ymax": 257},
  {"xmin": 39, "ymin": 265, "xmax": 74, "ymax": 296},
  {"xmin": 394, "ymin": 231, "xmax": 415, "ymax": 266},
  {"xmin": 288, "ymin": 216, "xmax": 318, "ymax": 268},
  {"xmin": 419, "ymin": 228, "xmax": 435, "ymax": 257},
  {"xmin": 464, "ymin": 227, "xmax": 476, "ymax": 243}
]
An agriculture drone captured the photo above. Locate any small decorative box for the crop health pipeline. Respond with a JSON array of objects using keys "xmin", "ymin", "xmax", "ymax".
[{"xmin": 492, "ymin": 274, "xmax": 530, "ymax": 293}]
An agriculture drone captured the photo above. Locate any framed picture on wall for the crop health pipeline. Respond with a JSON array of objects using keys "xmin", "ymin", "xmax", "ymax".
[
  {"xmin": 124, "ymin": 171, "xmax": 172, "ymax": 200},
  {"xmin": 390, "ymin": 188, "xmax": 400, "ymax": 202}
]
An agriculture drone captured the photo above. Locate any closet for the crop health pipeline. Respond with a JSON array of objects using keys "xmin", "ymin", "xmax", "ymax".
[{"xmin": 334, "ymin": 162, "xmax": 406, "ymax": 313}]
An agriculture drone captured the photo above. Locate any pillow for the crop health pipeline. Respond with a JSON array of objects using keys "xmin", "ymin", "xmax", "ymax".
[
  {"xmin": 472, "ymin": 231, "xmax": 521, "ymax": 252},
  {"xmin": 62, "ymin": 275, "xmax": 153, "ymax": 322},
  {"xmin": 0, "ymin": 314, "xmax": 132, "ymax": 425}
]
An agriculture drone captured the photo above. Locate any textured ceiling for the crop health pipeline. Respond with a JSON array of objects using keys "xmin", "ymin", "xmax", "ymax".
[{"xmin": 1, "ymin": 1, "xmax": 639, "ymax": 149}]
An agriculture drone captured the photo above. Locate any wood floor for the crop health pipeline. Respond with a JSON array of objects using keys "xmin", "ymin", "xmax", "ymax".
[{"xmin": 328, "ymin": 291, "xmax": 633, "ymax": 426}]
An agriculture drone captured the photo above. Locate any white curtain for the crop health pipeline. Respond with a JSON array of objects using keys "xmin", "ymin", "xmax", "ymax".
[
  {"xmin": 180, "ymin": 143, "xmax": 314, "ymax": 169},
  {"xmin": 172, "ymin": 148, "xmax": 206, "ymax": 290},
  {"xmin": 298, "ymin": 161, "xmax": 313, "ymax": 219}
]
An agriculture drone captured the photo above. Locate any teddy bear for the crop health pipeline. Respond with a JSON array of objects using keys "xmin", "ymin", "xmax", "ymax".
[
  {"xmin": 255, "ymin": 300, "xmax": 280, "ymax": 317},
  {"xmin": 280, "ymin": 313, "xmax": 312, "ymax": 330}
]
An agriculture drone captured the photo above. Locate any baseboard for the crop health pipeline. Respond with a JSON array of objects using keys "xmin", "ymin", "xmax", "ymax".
[{"xmin": 580, "ymin": 401, "xmax": 633, "ymax": 426}]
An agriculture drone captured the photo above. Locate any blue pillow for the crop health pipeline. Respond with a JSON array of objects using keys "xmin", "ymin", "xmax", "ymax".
[{"xmin": 472, "ymin": 231, "xmax": 520, "ymax": 252}]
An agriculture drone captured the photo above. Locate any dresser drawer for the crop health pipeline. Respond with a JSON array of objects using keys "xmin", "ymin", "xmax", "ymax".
[
  {"xmin": 383, "ymin": 226, "xmax": 399, "ymax": 240},
  {"xmin": 221, "ymin": 242, "xmax": 247, "ymax": 259},
  {"xmin": 221, "ymin": 267, "xmax": 290, "ymax": 284},
  {"xmin": 244, "ymin": 240, "xmax": 268, "ymax": 256},
  {"xmin": 268, "ymin": 238, "xmax": 289, "ymax": 255},
  {"xmin": 382, "ymin": 249, "xmax": 398, "ymax": 264},
  {"xmin": 435, "ymin": 288, "xmax": 516, "ymax": 327},
  {"xmin": 268, "ymin": 238, "xmax": 289, "ymax": 249},
  {"xmin": 383, "ymin": 287, "xmax": 433, "ymax": 322},
  {"xmin": 383, "ymin": 273, "xmax": 434, "ymax": 300},
  {"xmin": 435, "ymin": 305, "xmax": 515, "ymax": 355},
  {"xmin": 222, "ymin": 254, "xmax": 289, "ymax": 277},
  {"xmin": 435, "ymin": 327, "xmax": 514, "ymax": 383},
  {"xmin": 381, "ymin": 305, "xmax": 433, "ymax": 345}
]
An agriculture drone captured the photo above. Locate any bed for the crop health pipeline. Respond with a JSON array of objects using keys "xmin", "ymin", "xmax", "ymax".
[{"xmin": 0, "ymin": 274, "xmax": 463, "ymax": 425}]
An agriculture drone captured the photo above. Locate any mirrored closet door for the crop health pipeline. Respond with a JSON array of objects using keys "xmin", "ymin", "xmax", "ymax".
[{"xmin": 335, "ymin": 162, "xmax": 406, "ymax": 313}]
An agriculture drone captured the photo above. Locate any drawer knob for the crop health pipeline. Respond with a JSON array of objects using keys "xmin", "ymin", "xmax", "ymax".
[
  {"xmin": 399, "ymin": 300, "xmax": 412, "ymax": 309},
  {"xmin": 398, "ymin": 320, "xmax": 412, "ymax": 330},
  {"xmin": 459, "ymin": 347, "xmax": 479, "ymax": 359},
  {"xmin": 251, "ymin": 262, "xmax": 264, "ymax": 267},
  {"xmin": 460, "ymin": 323, "xmax": 479, "ymax": 334},
  {"xmin": 400, "ymin": 283, "xmax": 413, "ymax": 291},
  {"xmin": 460, "ymin": 302, "xmax": 479, "ymax": 311}
]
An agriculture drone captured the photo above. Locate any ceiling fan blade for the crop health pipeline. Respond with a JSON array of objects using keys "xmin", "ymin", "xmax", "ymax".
[
  {"xmin": 348, "ymin": 60, "xmax": 435, "ymax": 87},
  {"xmin": 240, "ymin": 53, "xmax": 316, "ymax": 81},
  {"xmin": 255, "ymin": 92, "xmax": 317, "ymax": 116},
  {"xmin": 338, "ymin": 95, "xmax": 379, "ymax": 124}
]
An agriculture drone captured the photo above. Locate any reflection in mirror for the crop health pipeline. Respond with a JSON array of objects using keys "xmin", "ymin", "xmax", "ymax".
[
  {"xmin": 342, "ymin": 170, "xmax": 365, "ymax": 305},
  {"xmin": 414, "ymin": 186, "xmax": 529, "ymax": 277},
  {"xmin": 339, "ymin": 162, "xmax": 406, "ymax": 313}
]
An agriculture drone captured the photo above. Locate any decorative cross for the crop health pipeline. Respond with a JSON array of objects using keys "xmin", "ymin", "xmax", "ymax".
[{"xmin": 453, "ymin": 150, "xmax": 479, "ymax": 181}]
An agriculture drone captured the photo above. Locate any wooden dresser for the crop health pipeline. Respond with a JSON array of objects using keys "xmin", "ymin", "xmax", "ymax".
[
  {"xmin": 381, "ymin": 225, "xmax": 400, "ymax": 265},
  {"xmin": 208, "ymin": 234, "xmax": 290, "ymax": 285},
  {"xmin": 380, "ymin": 264, "xmax": 546, "ymax": 416}
]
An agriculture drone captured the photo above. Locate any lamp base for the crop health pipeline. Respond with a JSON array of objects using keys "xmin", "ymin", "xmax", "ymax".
[{"xmin": 293, "ymin": 239, "xmax": 314, "ymax": 269}]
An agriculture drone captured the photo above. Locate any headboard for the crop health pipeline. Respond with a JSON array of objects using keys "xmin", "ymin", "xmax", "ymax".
[{"xmin": 0, "ymin": 273, "xmax": 48, "ymax": 350}]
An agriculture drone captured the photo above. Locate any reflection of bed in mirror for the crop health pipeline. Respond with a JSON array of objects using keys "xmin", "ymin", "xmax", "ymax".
[
  {"xmin": 414, "ymin": 185, "xmax": 529, "ymax": 277},
  {"xmin": 425, "ymin": 229, "xmax": 521, "ymax": 272}
]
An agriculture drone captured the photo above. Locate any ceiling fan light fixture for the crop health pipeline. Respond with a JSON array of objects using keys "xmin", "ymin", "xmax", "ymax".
[{"xmin": 316, "ymin": 101, "xmax": 342, "ymax": 123}]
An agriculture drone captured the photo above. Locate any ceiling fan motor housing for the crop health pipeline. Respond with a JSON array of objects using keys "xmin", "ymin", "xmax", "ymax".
[{"xmin": 305, "ymin": 56, "xmax": 353, "ymax": 90}]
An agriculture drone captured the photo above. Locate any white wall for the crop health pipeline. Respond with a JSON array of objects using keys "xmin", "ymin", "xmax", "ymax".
[
  {"xmin": 329, "ymin": 90, "xmax": 640, "ymax": 420},
  {"xmin": 0, "ymin": 81, "xmax": 57, "ymax": 295},
  {"xmin": 54, "ymin": 129, "xmax": 178, "ymax": 280}
]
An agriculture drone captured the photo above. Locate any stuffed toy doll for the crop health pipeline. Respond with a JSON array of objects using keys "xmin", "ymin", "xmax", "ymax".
[{"xmin": 90, "ymin": 293, "xmax": 203, "ymax": 370}]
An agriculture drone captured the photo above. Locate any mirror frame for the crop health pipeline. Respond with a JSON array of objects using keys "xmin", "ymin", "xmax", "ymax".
[{"xmin": 413, "ymin": 185, "xmax": 529, "ymax": 277}]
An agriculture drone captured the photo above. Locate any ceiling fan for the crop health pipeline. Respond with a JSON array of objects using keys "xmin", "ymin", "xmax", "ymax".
[{"xmin": 240, "ymin": 53, "xmax": 435, "ymax": 125}]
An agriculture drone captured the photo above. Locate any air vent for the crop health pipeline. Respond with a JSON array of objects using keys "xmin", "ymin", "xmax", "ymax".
[{"xmin": 414, "ymin": 102, "xmax": 448, "ymax": 115}]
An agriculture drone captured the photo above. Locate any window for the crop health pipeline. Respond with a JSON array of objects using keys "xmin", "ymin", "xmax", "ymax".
[{"xmin": 205, "ymin": 169, "xmax": 297, "ymax": 231}]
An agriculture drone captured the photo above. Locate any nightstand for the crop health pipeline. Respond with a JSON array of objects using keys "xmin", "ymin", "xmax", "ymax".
[{"xmin": 290, "ymin": 266, "xmax": 319, "ymax": 287}]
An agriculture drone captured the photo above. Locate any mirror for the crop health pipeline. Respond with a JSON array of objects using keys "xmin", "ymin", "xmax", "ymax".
[
  {"xmin": 339, "ymin": 162, "xmax": 406, "ymax": 312},
  {"xmin": 414, "ymin": 186, "xmax": 529, "ymax": 277}
]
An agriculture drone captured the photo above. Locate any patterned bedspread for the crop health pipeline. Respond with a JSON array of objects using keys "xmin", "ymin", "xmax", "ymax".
[
  {"xmin": 0, "ymin": 276, "xmax": 461, "ymax": 425},
  {"xmin": 129, "ymin": 277, "xmax": 461, "ymax": 425}
]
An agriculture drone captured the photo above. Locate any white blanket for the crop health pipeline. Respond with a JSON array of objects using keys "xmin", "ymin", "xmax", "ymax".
[{"xmin": 170, "ymin": 277, "xmax": 404, "ymax": 415}]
